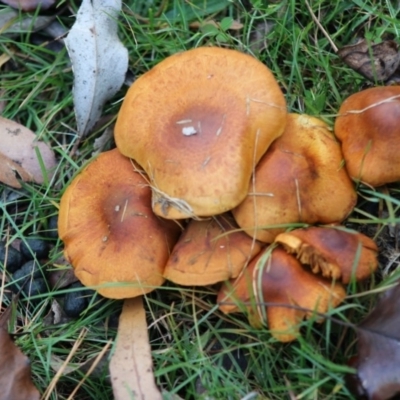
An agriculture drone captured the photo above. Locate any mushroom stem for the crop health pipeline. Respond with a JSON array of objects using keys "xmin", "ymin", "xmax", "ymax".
[{"xmin": 110, "ymin": 296, "xmax": 162, "ymax": 400}]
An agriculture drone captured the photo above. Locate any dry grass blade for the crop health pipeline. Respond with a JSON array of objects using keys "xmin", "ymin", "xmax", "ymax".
[
  {"xmin": 66, "ymin": 340, "xmax": 112, "ymax": 400},
  {"xmin": 42, "ymin": 328, "xmax": 88, "ymax": 400}
]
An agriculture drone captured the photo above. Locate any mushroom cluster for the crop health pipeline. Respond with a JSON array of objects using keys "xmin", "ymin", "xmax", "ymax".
[{"xmin": 59, "ymin": 47, "xmax": 385, "ymax": 344}]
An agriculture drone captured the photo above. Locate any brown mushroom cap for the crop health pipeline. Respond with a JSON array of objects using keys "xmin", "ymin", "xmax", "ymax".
[
  {"xmin": 233, "ymin": 113, "xmax": 357, "ymax": 243},
  {"xmin": 275, "ymin": 226, "xmax": 378, "ymax": 283},
  {"xmin": 334, "ymin": 86, "xmax": 400, "ymax": 187},
  {"xmin": 58, "ymin": 149, "xmax": 181, "ymax": 299},
  {"xmin": 218, "ymin": 247, "xmax": 346, "ymax": 342},
  {"xmin": 114, "ymin": 47, "xmax": 287, "ymax": 219},
  {"xmin": 163, "ymin": 213, "xmax": 263, "ymax": 286}
]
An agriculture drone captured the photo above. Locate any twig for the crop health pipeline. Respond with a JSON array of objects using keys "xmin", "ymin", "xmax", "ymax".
[{"xmin": 305, "ymin": 0, "xmax": 339, "ymax": 53}]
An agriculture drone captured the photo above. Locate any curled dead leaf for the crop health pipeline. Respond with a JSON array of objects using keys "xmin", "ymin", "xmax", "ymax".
[
  {"xmin": 0, "ymin": 152, "xmax": 32, "ymax": 188},
  {"xmin": 338, "ymin": 39, "xmax": 400, "ymax": 82},
  {"xmin": 0, "ymin": 117, "xmax": 56, "ymax": 188}
]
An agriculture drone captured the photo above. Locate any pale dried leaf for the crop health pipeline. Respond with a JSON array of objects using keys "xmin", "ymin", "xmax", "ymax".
[
  {"xmin": 92, "ymin": 125, "xmax": 114, "ymax": 156},
  {"xmin": 65, "ymin": 0, "xmax": 128, "ymax": 137},
  {"xmin": 110, "ymin": 297, "xmax": 162, "ymax": 400},
  {"xmin": 0, "ymin": 153, "xmax": 31, "ymax": 188},
  {"xmin": 1, "ymin": 0, "xmax": 56, "ymax": 11},
  {"xmin": 0, "ymin": 10, "xmax": 53, "ymax": 38},
  {"xmin": 0, "ymin": 53, "xmax": 11, "ymax": 68},
  {"xmin": 0, "ymin": 117, "xmax": 57, "ymax": 188}
]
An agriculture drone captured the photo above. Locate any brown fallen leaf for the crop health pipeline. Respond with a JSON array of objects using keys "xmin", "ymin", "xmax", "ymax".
[
  {"xmin": 0, "ymin": 0, "xmax": 56, "ymax": 11},
  {"xmin": 346, "ymin": 282, "xmax": 400, "ymax": 399},
  {"xmin": 0, "ymin": 117, "xmax": 57, "ymax": 188},
  {"xmin": 110, "ymin": 297, "xmax": 162, "ymax": 400},
  {"xmin": 0, "ymin": 302, "xmax": 40, "ymax": 400},
  {"xmin": 338, "ymin": 39, "xmax": 400, "ymax": 82}
]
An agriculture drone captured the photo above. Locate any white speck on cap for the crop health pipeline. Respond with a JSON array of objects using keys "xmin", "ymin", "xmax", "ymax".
[{"xmin": 182, "ymin": 126, "xmax": 197, "ymax": 136}]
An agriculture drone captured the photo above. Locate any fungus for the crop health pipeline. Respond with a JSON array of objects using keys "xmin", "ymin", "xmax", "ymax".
[
  {"xmin": 58, "ymin": 149, "xmax": 182, "ymax": 396},
  {"xmin": 233, "ymin": 113, "xmax": 357, "ymax": 243},
  {"xmin": 218, "ymin": 247, "xmax": 346, "ymax": 342},
  {"xmin": 114, "ymin": 47, "xmax": 287, "ymax": 219},
  {"xmin": 275, "ymin": 226, "xmax": 379, "ymax": 283},
  {"xmin": 58, "ymin": 149, "xmax": 181, "ymax": 299},
  {"xmin": 163, "ymin": 213, "xmax": 263, "ymax": 286},
  {"xmin": 334, "ymin": 86, "xmax": 400, "ymax": 187}
]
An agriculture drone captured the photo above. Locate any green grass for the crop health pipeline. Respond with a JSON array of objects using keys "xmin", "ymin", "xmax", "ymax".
[{"xmin": 1, "ymin": 0, "xmax": 400, "ymax": 398}]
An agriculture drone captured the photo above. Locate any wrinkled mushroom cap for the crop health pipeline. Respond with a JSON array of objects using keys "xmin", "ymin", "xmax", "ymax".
[
  {"xmin": 58, "ymin": 149, "xmax": 181, "ymax": 299},
  {"xmin": 275, "ymin": 226, "xmax": 378, "ymax": 283},
  {"xmin": 163, "ymin": 213, "xmax": 263, "ymax": 286},
  {"xmin": 334, "ymin": 86, "xmax": 400, "ymax": 187},
  {"xmin": 218, "ymin": 247, "xmax": 346, "ymax": 342},
  {"xmin": 233, "ymin": 114, "xmax": 357, "ymax": 243},
  {"xmin": 115, "ymin": 47, "xmax": 287, "ymax": 219}
]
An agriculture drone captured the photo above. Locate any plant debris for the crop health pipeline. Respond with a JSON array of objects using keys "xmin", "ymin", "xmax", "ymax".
[
  {"xmin": 346, "ymin": 282, "xmax": 400, "ymax": 399},
  {"xmin": 0, "ymin": 302, "xmax": 40, "ymax": 400},
  {"xmin": 0, "ymin": 117, "xmax": 57, "ymax": 188},
  {"xmin": 65, "ymin": 0, "xmax": 128, "ymax": 137},
  {"xmin": 338, "ymin": 39, "xmax": 400, "ymax": 82}
]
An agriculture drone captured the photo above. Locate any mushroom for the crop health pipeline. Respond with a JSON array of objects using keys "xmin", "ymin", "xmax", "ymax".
[
  {"xmin": 233, "ymin": 113, "xmax": 357, "ymax": 243},
  {"xmin": 163, "ymin": 212, "xmax": 264, "ymax": 286},
  {"xmin": 58, "ymin": 148, "xmax": 182, "ymax": 397},
  {"xmin": 275, "ymin": 226, "xmax": 379, "ymax": 283},
  {"xmin": 334, "ymin": 86, "xmax": 400, "ymax": 187},
  {"xmin": 114, "ymin": 47, "xmax": 287, "ymax": 219},
  {"xmin": 218, "ymin": 246, "xmax": 346, "ymax": 342},
  {"xmin": 58, "ymin": 149, "xmax": 181, "ymax": 299}
]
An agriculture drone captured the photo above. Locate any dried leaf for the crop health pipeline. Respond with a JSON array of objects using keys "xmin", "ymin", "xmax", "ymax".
[
  {"xmin": 346, "ymin": 283, "xmax": 400, "ymax": 399},
  {"xmin": 0, "ymin": 9, "xmax": 54, "ymax": 38},
  {"xmin": 338, "ymin": 39, "xmax": 400, "ymax": 82},
  {"xmin": 110, "ymin": 297, "xmax": 162, "ymax": 400},
  {"xmin": 48, "ymin": 261, "xmax": 78, "ymax": 290},
  {"xmin": 0, "ymin": 303, "xmax": 40, "ymax": 400},
  {"xmin": 0, "ymin": 117, "xmax": 57, "ymax": 188},
  {"xmin": 0, "ymin": 152, "xmax": 32, "ymax": 188},
  {"xmin": 65, "ymin": 0, "xmax": 128, "ymax": 137},
  {"xmin": 92, "ymin": 125, "xmax": 114, "ymax": 156},
  {"xmin": 0, "ymin": 0, "xmax": 56, "ymax": 11}
]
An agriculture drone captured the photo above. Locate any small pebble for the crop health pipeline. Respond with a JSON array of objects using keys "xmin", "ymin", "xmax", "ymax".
[
  {"xmin": 12, "ymin": 260, "xmax": 44, "ymax": 292},
  {"xmin": 20, "ymin": 238, "xmax": 50, "ymax": 260},
  {"xmin": 20, "ymin": 278, "xmax": 47, "ymax": 298},
  {"xmin": 47, "ymin": 215, "xmax": 59, "ymax": 239},
  {"xmin": 0, "ymin": 241, "xmax": 24, "ymax": 273},
  {"xmin": 63, "ymin": 282, "xmax": 89, "ymax": 318}
]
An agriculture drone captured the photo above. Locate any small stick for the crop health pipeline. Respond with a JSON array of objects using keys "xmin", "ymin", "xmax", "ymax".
[{"xmin": 305, "ymin": 0, "xmax": 339, "ymax": 53}]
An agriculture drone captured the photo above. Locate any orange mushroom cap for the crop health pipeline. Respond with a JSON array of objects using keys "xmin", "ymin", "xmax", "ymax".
[
  {"xmin": 114, "ymin": 47, "xmax": 287, "ymax": 219},
  {"xmin": 163, "ymin": 213, "xmax": 263, "ymax": 286},
  {"xmin": 233, "ymin": 113, "xmax": 357, "ymax": 243},
  {"xmin": 275, "ymin": 226, "xmax": 378, "ymax": 283},
  {"xmin": 58, "ymin": 149, "xmax": 181, "ymax": 299},
  {"xmin": 334, "ymin": 86, "xmax": 400, "ymax": 187},
  {"xmin": 218, "ymin": 247, "xmax": 346, "ymax": 342}
]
